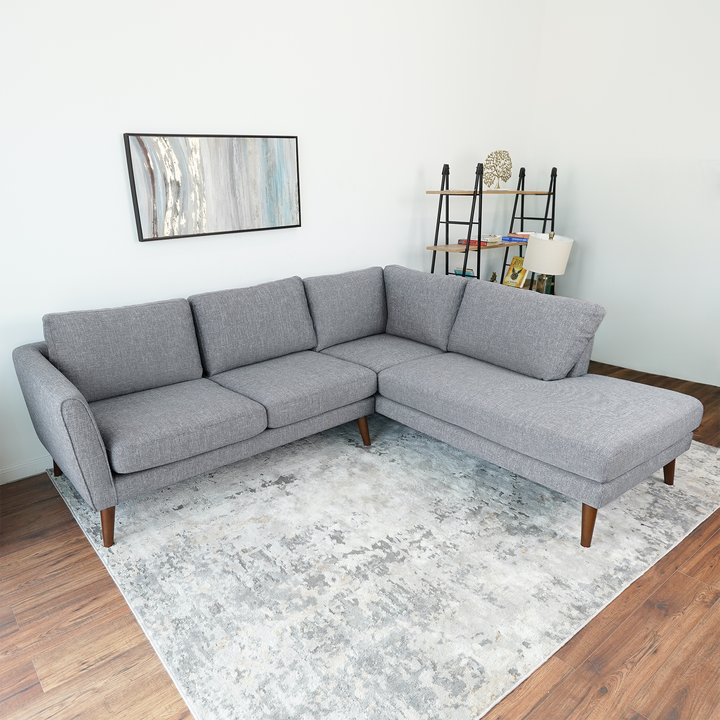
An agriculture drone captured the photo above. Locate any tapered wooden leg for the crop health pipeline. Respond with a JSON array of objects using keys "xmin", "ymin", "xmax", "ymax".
[
  {"xmin": 581, "ymin": 503, "xmax": 598, "ymax": 548},
  {"xmin": 356, "ymin": 416, "xmax": 371, "ymax": 447},
  {"xmin": 100, "ymin": 507, "xmax": 116, "ymax": 548},
  {"xmin": 663, "ymin": 459, "xmax": 676, "ymax": 486},
  {"xmin": 52, "ymin": 460, "xmax": 62, "ymax": 477}
]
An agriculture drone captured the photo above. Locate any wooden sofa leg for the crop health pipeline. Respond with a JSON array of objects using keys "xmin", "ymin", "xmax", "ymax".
[
  {"xmin": 53, "ymin": 460, "xmax": 62, "ymax": 477},
  {"xmin": 100, "ymin": 507, "xmax": 116, "ymax": 548},
  {"xmin": 356, "ymin": 416, "xmax": 371, "ymax": 447},
  {"xmin": 581, "ymin": 504, "xmax": 598, "ymax": 548},
  {"xmin": 663, "ymin": 459, "xmax": 676, "ymax": 486}
]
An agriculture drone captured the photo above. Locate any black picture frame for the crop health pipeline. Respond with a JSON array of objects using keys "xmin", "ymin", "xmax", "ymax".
[{"xmin": 124, "ymin": 133, "xmax": 301, "ymax": 242}]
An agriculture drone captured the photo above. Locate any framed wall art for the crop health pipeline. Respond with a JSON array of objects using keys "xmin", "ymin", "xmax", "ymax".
[{"xmin": 124, "ymin": 133, "xmax": 301, "ymax": 242}]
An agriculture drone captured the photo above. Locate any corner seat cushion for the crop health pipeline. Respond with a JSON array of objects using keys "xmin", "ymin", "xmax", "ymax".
[
  {"xmin": 210, "ymin": 351, "xmax": 377, "ymax": 428},
  {"xmin": 448, "ymin": 280, "xmax": 606, "ymax": 381},
  {"xmin": 384, "ymin": 265, "xmax": 467, "ymax": 351},
  {"xmin": 378, "ymin": 353, "xmax": 703, "ymax": 483},
  {"xmin": 43, "ymin": 299, "xmax": 203, "ymax": 402},
  {"xmin": 321, "ymin": 333, "xmax": 443, "ymax": 373},
  {"xmin": 90, "ymin": 379, "xmax": 267, "ymax": 474},
  {"xmin": 189, "ymin": 276, "xmax": 317, "ymax": 375},
  {"xmin": 304, "ymin": 267, "xmax": 387, "ymax": 352}
]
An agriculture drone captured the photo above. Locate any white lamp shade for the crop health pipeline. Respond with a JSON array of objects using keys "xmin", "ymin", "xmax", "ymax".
[{"xmin": 523, "ymin": 234, "xmax": 573, "ymax": 276}]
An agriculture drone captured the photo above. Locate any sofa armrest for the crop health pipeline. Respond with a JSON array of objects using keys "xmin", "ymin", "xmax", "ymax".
[{"xmin": 12, "ymin": 342, "xmax": 117, "ymax": 511}]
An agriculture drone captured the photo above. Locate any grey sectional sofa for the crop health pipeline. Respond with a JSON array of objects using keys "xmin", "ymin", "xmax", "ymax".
[{"xmin": 13, "ymin": 265, "xmax": 703, "ymax": 549}]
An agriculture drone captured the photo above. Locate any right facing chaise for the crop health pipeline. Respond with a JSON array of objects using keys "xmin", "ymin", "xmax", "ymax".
[{"xmin": 307, "ymin": 265, "xmax": 704, "ymax": 546}]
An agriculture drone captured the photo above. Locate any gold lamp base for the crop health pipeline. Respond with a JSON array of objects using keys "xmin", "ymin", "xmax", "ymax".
[{"xmin": 534, "ymin": 274, "xmax": 554, "ymax": 294}]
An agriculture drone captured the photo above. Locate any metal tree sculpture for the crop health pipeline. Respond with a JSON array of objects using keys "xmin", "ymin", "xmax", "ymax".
[{"xmin": 483, "ymin": 150, "xmax": 512, "ymax": 189}]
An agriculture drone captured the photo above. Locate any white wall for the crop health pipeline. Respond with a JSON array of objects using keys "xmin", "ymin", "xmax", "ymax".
[
  {"xmin": 523, "ymin": 2, "xmax": 720, "ymax": 389},
  {"xmin": 1, "ymin": 0, "xmax": 718, "ymax": 484}
]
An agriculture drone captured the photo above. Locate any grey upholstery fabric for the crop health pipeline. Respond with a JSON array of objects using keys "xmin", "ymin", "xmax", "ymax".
[
  {"xmin": 90, "ymin": 380, "xmax": 267, "ymax": 474},
  {"xmin": 12, "ymin": 342, "xmax": 116, "ymax": 511},
  {"xmin": 384, "ymin": 265, "xmax": 468, "ymax": 351},
  {"xmin": 567, "ymin": 338, "xmax": 595, "ymax": 378},
  {"xmin": 210, "ymin": 351, "xmax": 377, "ymax": 428},
  {"xmin": 378, "ymin": 353, "xmax": 703, "ymax": 482},
  {"xmin": 447, "ymin": 280, "xmax": 606, "ymax": 381},
  {"xmin": 189, "ymin": 277, "xmax": 317, "ymax": 375},
  {"xmin": 113, "ymin": 398, "xmax": 375, "ymax": 505},
  {"xmin": 304, "ymin": 267, "xmax": 387, "ymax": 351},
  {"xmin": 321, "ymin": 333, "xmax": 443, "ymax": 373},
  {"xmin": 376, "ymin": 396, "xmax": 694, "ymax": 509},
  {"xmin": 43, "ymin": 299, "xmax": 203, "ymax": 402}
]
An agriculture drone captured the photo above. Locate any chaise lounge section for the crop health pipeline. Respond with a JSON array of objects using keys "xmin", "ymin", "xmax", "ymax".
[{"xmin": 13, "ymin": 265, "xmax": 703, "ymax": 549}]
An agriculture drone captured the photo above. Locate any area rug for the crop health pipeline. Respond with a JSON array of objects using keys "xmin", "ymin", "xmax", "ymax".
[{"xmin": 51, "ymin": 415, "xmax": 720, "ymax": 720}]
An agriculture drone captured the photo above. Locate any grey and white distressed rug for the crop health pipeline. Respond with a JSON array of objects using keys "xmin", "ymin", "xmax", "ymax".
[{"xmin": 51, "ymin": 415, "xmax": 720, "ymax": 720}]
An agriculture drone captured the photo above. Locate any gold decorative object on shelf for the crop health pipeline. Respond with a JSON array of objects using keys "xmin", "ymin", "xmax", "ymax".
[{"xmin": 483, "ymin": 150, "xmax": 512, "ymax": 190}]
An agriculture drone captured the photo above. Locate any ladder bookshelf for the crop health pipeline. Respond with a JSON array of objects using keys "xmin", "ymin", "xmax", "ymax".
[{"xmin": 427, "ymin": 164, "xmax": 557, "ymax": 282}]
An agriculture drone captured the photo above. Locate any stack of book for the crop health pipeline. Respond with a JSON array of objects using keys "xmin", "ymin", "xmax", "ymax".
[
  {"xmin": 459, "ymin": 235, "xmax": 502, "ymax": 247},
  {"xmin": 459, "ymin": 233, "xmax": 530, "ymax": 246}
]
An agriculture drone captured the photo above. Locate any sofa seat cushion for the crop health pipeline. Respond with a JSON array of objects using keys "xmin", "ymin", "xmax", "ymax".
[
  {"xmin": 447, "ymin": 280, "xmax": 606, "ymax": 381},
  {"xmin": 44, "ymin": 299, "xmax": 203, "ymax": 402},
  {"xmin": 384, "ymin": 265, "xmax": 468, "ymax": 351},
  {"xmin": 321, "ymin": 333, "xmax": 443, "ymax": 373},
  {"xmin": 378, "ymin": 353, "xmax": 703, "ymax": 483},
  {"xmin": 304, "ymin": 267, "xmax": 387, "ymax": 351},
  {"xmin": 210, "ymin": 351, "xmax": 377, "ymax": 428},
  {"xmin": 90, "ymin": 379, "xmax": 267, "ymax": 474}
]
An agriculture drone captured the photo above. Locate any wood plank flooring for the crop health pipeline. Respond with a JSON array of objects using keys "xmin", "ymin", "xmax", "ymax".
[
  {"xmin": 1, "ymin": 363, "xmax": 718, "ymax": 720},
  {"xmin": 0, "ymin": 474, "xmax": 191, "ymax": 720}
]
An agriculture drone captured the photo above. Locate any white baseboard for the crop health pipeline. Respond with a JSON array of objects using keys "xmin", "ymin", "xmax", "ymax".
[{"xmin": 0, "ymin": 455, "xmax": 53, "ymax": 485}]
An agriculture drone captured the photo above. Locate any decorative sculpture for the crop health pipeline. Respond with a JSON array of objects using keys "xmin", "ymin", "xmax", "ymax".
[{"xmin": 483, "ymin": 150, "xmax": 512, "ymax": 190}]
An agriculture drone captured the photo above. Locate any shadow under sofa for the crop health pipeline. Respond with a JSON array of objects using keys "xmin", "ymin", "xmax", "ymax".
[{"xmin": 12, "ymin": 265, "xmax": 703, "ymax": 549}]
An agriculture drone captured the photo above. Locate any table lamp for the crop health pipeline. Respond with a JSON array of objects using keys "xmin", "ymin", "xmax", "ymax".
[{"xmin": 522, "ymin": 232, "xmax": 574, "ymax": 293}]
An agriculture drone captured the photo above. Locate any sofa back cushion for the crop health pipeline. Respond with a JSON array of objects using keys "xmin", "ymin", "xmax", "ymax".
[
  {"xmin": 43, "ymin": 299, "xmax": 203, "ymax": 402},
  {"xmin": 189, "ymin": 276, "xmax": 317, "ymax": 375},
  {"xmin": 384, "ymin": 265, "xmax": 468, "ymax": 351},
  {"xmin": 303, "ymin": 267, "xmax": 387, "ymax": 351},
  {"xmin": 447, "ymin": 280, "xmax": 606, "ymax": 381}
]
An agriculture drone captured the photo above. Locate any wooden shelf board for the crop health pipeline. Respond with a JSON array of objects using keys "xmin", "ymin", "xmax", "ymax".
[
  {"xmin": 427, "ymin": 242, "xmax": 527, "ymax": 253},
  {"xmin": 426, "ymin": 189, "xmax": 550, "ymax": 196}
]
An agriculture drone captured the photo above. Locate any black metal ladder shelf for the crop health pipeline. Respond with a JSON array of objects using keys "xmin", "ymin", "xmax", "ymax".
[{"xmin": 427, "ymin": 164, "xmax": 557, "ymax": 282}]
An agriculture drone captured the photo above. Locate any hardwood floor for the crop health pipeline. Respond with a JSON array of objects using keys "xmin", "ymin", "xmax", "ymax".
[
  {"xmin": 1, "ymin": 364, "xmax": 718, "ymax": 720},
  {"xmin": 0, "ymin": 475, "xmax": 192, "ymax": 720}
]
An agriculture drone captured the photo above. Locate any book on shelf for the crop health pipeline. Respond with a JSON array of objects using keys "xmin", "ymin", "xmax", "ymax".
[
  {"xmin": 459, "ymin": 234, "xmax": 503, "ymax": 247},
  {"xmin": 502, "ymin": 233, "xmax": 530, "ymax": 242},
  {"xmin": 454, "ymin": 267, "xmax": 475, "ymax": 277},
  {"xmin": 502, "ymin": 256, "xmax": 528, "ymax": 288}
]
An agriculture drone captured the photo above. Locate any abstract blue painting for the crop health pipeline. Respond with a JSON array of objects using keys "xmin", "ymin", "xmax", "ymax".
[{"xmin": 124, "ymin": 134, "xmax": 300, "ymax": 241}]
